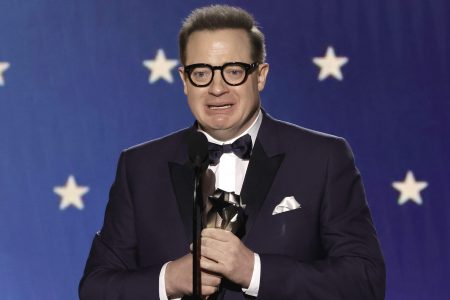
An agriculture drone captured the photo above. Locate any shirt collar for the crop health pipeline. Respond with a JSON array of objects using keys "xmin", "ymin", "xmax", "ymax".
[{"xmin": 198, "ymin": 109, "xmax": 262, "ymax": 147}]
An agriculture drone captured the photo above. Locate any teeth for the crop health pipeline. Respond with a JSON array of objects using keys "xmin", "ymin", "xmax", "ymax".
[{"xmin": 210, "ymin": 105, "xmax": 231, "ymax": 110}]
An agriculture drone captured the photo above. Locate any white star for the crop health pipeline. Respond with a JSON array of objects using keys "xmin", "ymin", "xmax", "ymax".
[
  {"xmin": 143, "ymin": 49, "xmax": 178, "ymax": 84},
  {"xmin": 392, "ymin": 171, "xmax": 428, "ymax": 205},
  {"xmin": 0, "ymin": 62, "xmax": 11, "ymax": 86},
  {"xmin": 313, "ymin": 46, "xmax": 349, "ymax": 81},
  {"xmin": 53, "ymin": 175, "xmax": 89, "ymax": 210}
]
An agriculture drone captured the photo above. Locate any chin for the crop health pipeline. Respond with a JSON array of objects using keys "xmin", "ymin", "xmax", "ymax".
[{"xmin": 204, "ymin": 117, "xmax": 234, "ymax": 129}]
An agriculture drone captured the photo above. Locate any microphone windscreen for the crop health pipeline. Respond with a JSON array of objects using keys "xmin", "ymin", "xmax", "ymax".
[{"xmin": 187, "ymin": 131, "xmax": 209, "ymax": 170}]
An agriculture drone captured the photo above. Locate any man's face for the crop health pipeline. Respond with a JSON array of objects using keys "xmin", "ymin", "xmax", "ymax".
[{"xmin": 179, "ymin": 29, "xmax": 269, "ymax": 141}]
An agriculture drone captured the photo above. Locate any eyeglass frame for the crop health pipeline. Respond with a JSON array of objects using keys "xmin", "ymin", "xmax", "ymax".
[{"xmin": 182, "ymin": 61, "xmax": 259, "ymax": 87}]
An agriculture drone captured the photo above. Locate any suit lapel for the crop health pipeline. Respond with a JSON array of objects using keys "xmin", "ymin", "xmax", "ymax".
[
  {"xmin": 169, "ymin": 161, "xmax": 195, "ymax": 242},
  {"xmin": 167, "ymin": 127, "xmax": 197, "ymax": 243},
  {"xmin": 240, "ymin": 113, "xmax": 285, "ymax": 240}
]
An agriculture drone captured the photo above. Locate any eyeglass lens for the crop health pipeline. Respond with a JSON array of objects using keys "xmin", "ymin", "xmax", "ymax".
[{"xmin": 190, "ymin": 64, "xmax": 247, "ymax": 86}]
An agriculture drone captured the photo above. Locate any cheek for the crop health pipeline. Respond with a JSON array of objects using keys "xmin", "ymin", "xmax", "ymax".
[
  {"xmin": 237, "ymin": 87, "xmax": 259, "ymax": 109},
  {"xmin": 239, "ymin": 76, "xmax": 260, "ymax": 101},
  {"xmin": 186, "ymin": 91, "xmax": 204, "ymax": 113},
  {"xmin": 187, "ymin": 96, "xmax": 198, "ymax": 110}
]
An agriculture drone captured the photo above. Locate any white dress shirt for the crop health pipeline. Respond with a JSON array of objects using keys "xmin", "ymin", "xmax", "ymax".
[{"xmin": 159, "ymin": 110, "xmax": 263, "ymax": 299}]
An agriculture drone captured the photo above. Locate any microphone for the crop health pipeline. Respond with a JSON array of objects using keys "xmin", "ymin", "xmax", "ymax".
[
  {"xmin": 187, "ymin": 131, "xmax": 208, "ymax": 299},
  {"xmin": 188, "ymin": 131, "xmax": 209, "ymax": 173}
]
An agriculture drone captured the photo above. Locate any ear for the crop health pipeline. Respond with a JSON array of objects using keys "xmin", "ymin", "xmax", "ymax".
[
  {"xmin": 257, "ymin": 63, "xmax": 269, "ymax": 91},
  {"xmin": 178, "ymin": 67, "xmax": 188, "ymax": 95}
]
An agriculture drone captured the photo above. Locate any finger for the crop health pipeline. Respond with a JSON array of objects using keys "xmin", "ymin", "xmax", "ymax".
[
  {"xmin": 202, "ymin": 268, "xmax": 222, "ymax": 277},
  {"xmin": 201, "ymin": 244, "xmax": 223, "ymax": 262},
  {"xmin": 201, "ymin": 272, "xmax": 221, "ymax": 286},
  {"xmin": 202, "ymin": 236, "xmax": 241, "ymax": 258},
  {"xmin": 200, "ymin": 255, "xmax": 218, "ymax": 264},
  {"xmin": 201, "ymin": 236, "xmax": 227, "ymax": 252},
  {"xmin": 201, "ymin": 284, "xmax": 219, "ymax": 296},
  {"xmin": 201, "ymin": 228, "xmax": 233, "ymax": 241},
  {"xmin": 200, "ymin": 256, "xmax": 224, "ymax": 274},
  {"xmin": 200, "ymin": 256, "xmax": 223, "ymax": 275}
]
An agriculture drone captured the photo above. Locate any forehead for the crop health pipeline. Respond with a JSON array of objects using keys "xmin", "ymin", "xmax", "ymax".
[{"xmin": 185, "ymin": 29, "xmax": 252, "ymax": 65}]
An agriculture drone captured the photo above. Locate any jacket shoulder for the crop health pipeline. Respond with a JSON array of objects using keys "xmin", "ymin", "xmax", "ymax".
[
  {"xmin": 266, "ymin": 114, "xmax": 347, "ymax": 146},
  {"xmin": 262, "ymin": 113, "xmax": 356, "ymax": 164},
  {"xmin": 121, "ymin": 127, "xmax": 191, "ymax": 160}
]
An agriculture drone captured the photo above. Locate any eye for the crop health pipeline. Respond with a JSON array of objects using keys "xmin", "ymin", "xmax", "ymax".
[
  {"xmin": 193, "ymin": 71, "xmax": 207, "ymax": 78},
  {"xmin": 190, "ymin": 68, "xmax": 211, "ymax": 82},
  {"xmin": 225, "ymin": 67, "xmax": 244, "ymax": 76}
]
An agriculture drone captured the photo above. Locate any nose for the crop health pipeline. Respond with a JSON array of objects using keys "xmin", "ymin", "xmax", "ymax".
[{"xmin": 208, "ymin": 70, "xmax": 228, "ymax": 96}]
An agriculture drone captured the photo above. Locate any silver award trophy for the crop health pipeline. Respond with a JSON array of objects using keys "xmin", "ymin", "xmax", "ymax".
[{"xmin": 201, "ymin": 169, "xmax": 246, "ymax": 236}]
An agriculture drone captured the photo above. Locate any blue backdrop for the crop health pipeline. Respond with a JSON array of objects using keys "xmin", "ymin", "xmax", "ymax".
[{"xmin": 0, "ymin": 1, "xmax": 449, "ymax": 299}]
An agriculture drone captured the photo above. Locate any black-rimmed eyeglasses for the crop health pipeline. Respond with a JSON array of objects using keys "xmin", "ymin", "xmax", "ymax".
[{"xmin": 183, "ymin": 62, "xmax": 259, "ymax": 87}]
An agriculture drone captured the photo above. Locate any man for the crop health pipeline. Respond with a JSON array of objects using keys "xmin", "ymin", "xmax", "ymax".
[{"xmin": 79, "ymin": 5, "xmax": 385, "ymax": 300}]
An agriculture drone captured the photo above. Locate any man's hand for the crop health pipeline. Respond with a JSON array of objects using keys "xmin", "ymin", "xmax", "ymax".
[
  {"xmin": 165, "ymin": 253, "xmax": 221, "ymax": 298},
  {"xmin": 200, "ymin": 228, "xmax": 255, "ymax": 288}
]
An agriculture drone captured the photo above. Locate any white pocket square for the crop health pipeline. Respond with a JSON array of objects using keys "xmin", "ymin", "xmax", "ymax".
[{"xmin": 272, "ymin": 196, "xmax": 301, "ymax": 215}]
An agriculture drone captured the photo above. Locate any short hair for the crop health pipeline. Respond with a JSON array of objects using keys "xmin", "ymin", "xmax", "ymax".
[{"xmin": 179, "ymin": 5, "xmax": 266, "ymax": 65}]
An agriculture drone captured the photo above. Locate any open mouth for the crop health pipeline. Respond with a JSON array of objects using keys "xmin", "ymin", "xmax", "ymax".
[{"xmin": 208, "ymin": 104, "xmax": 232, "ymax": 110}]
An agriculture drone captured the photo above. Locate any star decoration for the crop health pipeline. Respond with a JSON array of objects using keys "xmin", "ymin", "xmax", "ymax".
[
  {"xmin": 143, "ymin": 49, "xmax": 178, "ymax": 83},
  {"xmin": 53, "ymin": 175, "xmax": 89, "ymax": 210},
  {"xmin": 392, "ymin": 171, "xmax": 428, "ymax": 205},
  {"xmin": 312, "ymin": 46, "xmax": 349, "ymax": 81},
  {"xmin": 0, "ymin": 62, "xmax": 11, "ymax": 86}
]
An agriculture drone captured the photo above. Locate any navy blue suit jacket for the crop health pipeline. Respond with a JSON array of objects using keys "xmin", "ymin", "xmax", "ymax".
[{"xmin": 79, "ymin": 112, "xmax": 385, "ymax": 299}]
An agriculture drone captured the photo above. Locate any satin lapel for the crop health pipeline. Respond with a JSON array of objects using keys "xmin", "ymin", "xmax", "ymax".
[
  {"xmin": 167, "ymin": 127, "xmax": 197, "ymax": 243},
  {"xmin": 168, "ymin": 161, "xmax": 194, "ymax": 243},
  {"xmin": 240, "ymin": 139, "xmax": 285, "ymax": 240}
]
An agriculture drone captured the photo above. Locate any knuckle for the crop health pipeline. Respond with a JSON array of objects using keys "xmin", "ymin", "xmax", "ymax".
[
  {"xmin": 201, "ymin": 285, "xmax": 216, "ymax": 296},
  {"xmin": 213, "ymin": 277, "xmax": 221, "ymax": 286},
  {"xmin": 201, "ymin": 275, "xmax": 209, "ymax": 285}
]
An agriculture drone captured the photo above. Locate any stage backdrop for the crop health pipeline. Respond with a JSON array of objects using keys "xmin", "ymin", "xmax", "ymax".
[{"xmin": 0, "ymin": 0, "xmax": 449, "ymax": 299}]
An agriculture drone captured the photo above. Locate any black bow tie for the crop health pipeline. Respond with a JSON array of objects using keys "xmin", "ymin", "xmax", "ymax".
[{"xmin": 208, "ymin": 134, "xmax": 252, "ymax": 166}]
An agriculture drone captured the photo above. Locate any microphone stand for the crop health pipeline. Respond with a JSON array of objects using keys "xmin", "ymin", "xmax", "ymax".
[
  {"xmin": 192, "ymin": 167, "xmax": 202, "ymax": 299},
  {"xmin": 188, "ymin": 131, "xmax": 208, "ymax": 300}
]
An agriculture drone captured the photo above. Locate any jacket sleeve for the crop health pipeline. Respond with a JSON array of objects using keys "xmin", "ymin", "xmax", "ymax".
[
  {"xmin": 258, "ymin": 138, "xmax": 386, "ymax": 300},
  {"xmin": 79, "ymin": 151, "xmax": 162, "ymax": 300}
]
